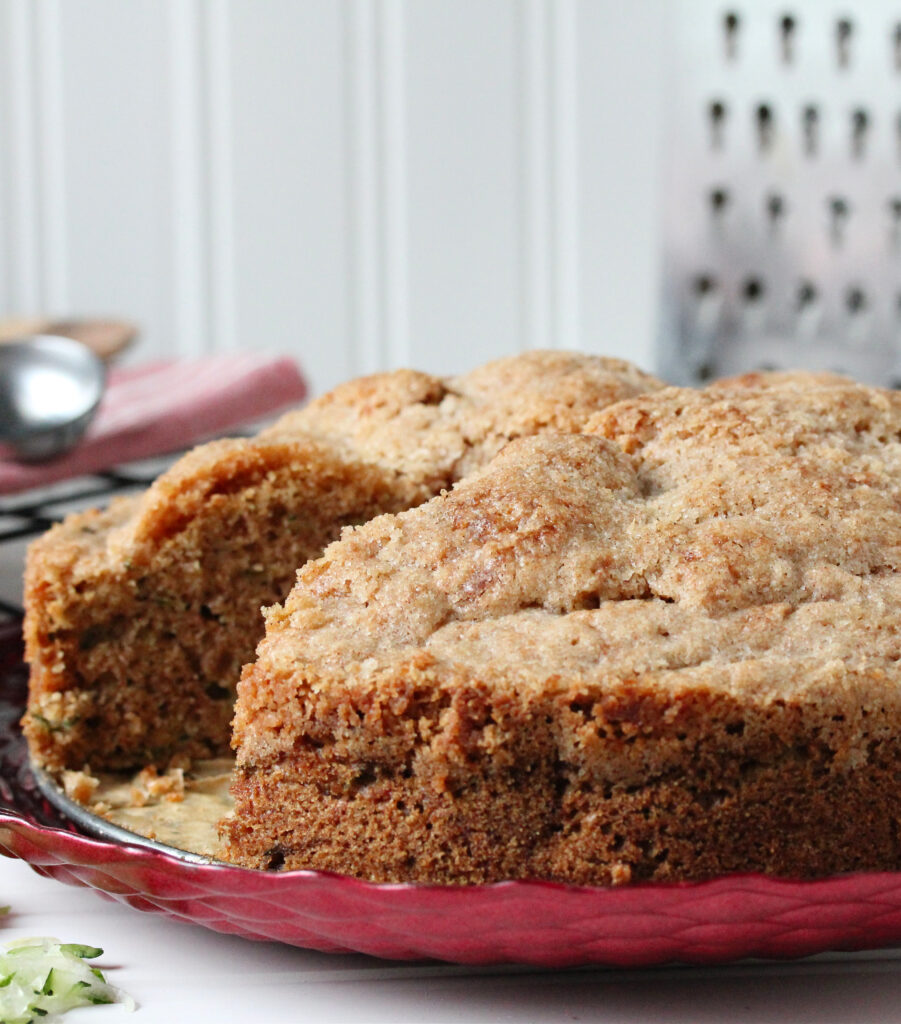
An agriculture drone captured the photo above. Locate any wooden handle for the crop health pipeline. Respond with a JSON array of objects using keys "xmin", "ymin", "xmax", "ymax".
[{"xmin": 0, "ymin": 317, "xmax": 137, "ymax": 361}]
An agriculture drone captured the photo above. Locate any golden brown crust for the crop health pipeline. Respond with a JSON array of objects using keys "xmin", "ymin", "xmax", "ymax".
[
  {"xmin": 266, "ymin": 351, "xmax": 663, "ymax": 487},
  {"xmin": 224, "ymin": 375, "xmax": 901, "ymax": 884},
  {"xmin": 24, "ymin": 351, "xmax": 662, "ymax": 773}
]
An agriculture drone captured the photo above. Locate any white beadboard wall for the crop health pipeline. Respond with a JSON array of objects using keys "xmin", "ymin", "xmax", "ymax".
[{"xmin": 0, "ymin": 0, "xmax": 666, "ymax": 395}]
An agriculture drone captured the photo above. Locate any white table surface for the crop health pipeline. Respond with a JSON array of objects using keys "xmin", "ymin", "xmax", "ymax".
[{"xmin": 3, "ymin": 854, "xmax": 901, "ymax": 1024}]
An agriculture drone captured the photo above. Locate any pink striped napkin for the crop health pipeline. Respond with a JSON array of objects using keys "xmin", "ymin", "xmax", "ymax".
[{"xmin": 0, "ymin": 354, "xmax": 308, "ymax": 495}]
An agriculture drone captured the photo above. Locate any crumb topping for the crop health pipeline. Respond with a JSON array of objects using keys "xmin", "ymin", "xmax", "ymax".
[{"xmin": 240, "ymin": 377, "xmax": 901, "ymax": 753}]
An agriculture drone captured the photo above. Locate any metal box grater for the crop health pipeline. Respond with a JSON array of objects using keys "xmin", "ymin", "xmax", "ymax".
[{"xmin": 659, "ymin": 0, "xmax": 901, "ymax": 386}]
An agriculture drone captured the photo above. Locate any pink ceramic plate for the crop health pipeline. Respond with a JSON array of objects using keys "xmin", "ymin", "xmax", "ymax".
[{"xmin": 3, "ymin": 619, "xmax": 901, "ymax": 967}]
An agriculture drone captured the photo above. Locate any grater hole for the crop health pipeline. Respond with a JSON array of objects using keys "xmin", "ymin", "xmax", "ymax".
[
  {"xmin": 723, "ymin": 11, "xmax": 741, "ymax": 61},
  {"xmin": 693, "ymin": 274, "xmax": 716, "ymax": 297},
  {"xmin": 779, "ymin": 13, "xmax": 797, "ymax": 64},
  {"xmin": 766, "ymin": 192, "xmax": 786, "ymax": 225},
  {"xmin": 889, "ymin": 198, "xmax": 901, "ymax": 246},
  {"xmin": 756, "ymin": 103, "xmax": 775, "ymax": 152},
  {"xmin": 851, "ymin": 108, "xmax": 870, "ymax": 159},
  {"xmin": 797, "ymin": 281, "xmax": 820, "ymax": 340},
  {"xmin": 836, "ymin": 17, "xmax": 854, "ymax": 69},
  {"xmin": 846, "ymin": 286, "xmax": 867, "ymax": 315},
  {"xmin": 692, "ymin": 275, "xmax": 721, "ymax": 340},
  {"xmin": 828, "ymin": 196, "xmax": 851, "ymax": 245},
  {"xmin": 798, "ymin": 281, "xmax": 818, "ymax": 309},
  {"xmin": 802, "ymin": 103, "xmax": 819, "ymax": 156},
  {"xmin": 743, "ymin": 277, "xmax": 764, "ymax": 303},
  {"xmin": 708, "ymin": 99, "xmax": 728, "ymax": 148},
  {"xmin": 894, "ymin": 23, "xmax": 901, "ymax": 72},
  {"xmin": 709, "ymin": 187, "xmax": 729, "ymax": 215}
]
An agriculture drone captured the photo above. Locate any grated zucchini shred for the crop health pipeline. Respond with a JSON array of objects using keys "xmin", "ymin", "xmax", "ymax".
[{"xmin": 0, "ymin": 937, "xmax": 134, "ymax": 1023}]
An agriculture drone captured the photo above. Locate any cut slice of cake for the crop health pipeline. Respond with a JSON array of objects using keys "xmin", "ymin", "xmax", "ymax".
[
  {"xmin": 224, "ymin": 375, "xmax": 901, "ymax": 884},
  {"xmin": 23, "ymin": 351, "xmax": 662, "ymax": 774}
]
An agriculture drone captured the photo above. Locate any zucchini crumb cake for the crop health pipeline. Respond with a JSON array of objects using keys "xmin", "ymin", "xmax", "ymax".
[
  {"xmin": 23, "ymin": 355, "xmax": 901, "ymax": 886},
  {"xmin": 22, "ymin": 351, "xmax": 660, "ymax": 773},
  {"xmin": 224, "ymin": 373, "xmax": 901, "ymax": 884}
]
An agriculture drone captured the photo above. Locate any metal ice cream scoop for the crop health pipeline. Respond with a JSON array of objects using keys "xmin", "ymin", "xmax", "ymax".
[{"xmin": 0, "ymin": 335, "xmax": 106, "ymax": 462}]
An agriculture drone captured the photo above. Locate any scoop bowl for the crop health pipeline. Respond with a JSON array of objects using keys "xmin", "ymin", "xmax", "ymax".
[{"xmin": 0, "ymin": 335, "xmax": 106, "ymax": 462}]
